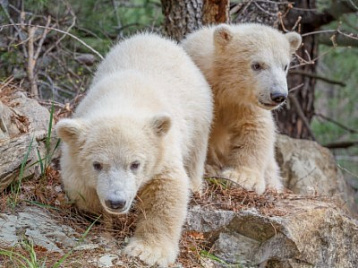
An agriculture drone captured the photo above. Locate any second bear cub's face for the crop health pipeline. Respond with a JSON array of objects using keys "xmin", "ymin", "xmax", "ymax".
[
  {"xmin": 213, "ymin": 24, "xmax": 302, "ymax": 110},
  {"xmin": 56, "ymin": 115, "xmax": 171, "ymax": 214}
]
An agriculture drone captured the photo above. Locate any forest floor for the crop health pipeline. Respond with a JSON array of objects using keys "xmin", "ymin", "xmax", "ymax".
[{"xmin": 0, "ymin": 156, "xmax": 303, "ymax": 268}]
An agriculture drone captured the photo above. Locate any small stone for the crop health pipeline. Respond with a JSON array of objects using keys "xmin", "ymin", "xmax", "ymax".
[
  {"xmin": 98, "ymin": 254, "xmax": 118, "ymax": 267},
  {"xmin": 74, "ymin": 243, "xmax": 99, "ymax": 251},
  {"xmin": 54, "ymin": 185, "xmax": 63, "ymax": 193}
]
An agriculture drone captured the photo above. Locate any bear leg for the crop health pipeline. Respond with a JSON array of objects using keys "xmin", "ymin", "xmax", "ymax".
[
  {"xmin": 221, "ymin": 131, "xmax": 271, "ymax": 194},
  {"xmin": 186, "ymin": 133, "xmax": 209, "ymax": 193},
  {"xmin": 265, "ymin": 156, "xmax": 283, "ymax": 191},
  {"xmin": 124, "ymin": 171, "xmax": 190, "ymax": 266}
]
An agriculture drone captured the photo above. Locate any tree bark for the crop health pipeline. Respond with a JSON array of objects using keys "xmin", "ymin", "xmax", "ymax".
[
  {"xmin": 161, "ymin": 0, "xmax": 229, "ymax": 41},
  {"xmin": 202, "ymin": 0, "xmax": 230, "ymax": 25},
  {"xmin": 161, "ymin": 0, "xmax": 204, "ymax": 42},
  {"xmin": 231, "ymin": 0, "xmax": 284, "ymax": 27}
]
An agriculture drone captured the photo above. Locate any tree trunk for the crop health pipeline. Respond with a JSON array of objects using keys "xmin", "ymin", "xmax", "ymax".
[
  {"xmin": 202, "ymin": 0, "xmax": 230, "ymax": 25},
  {"xmin": 161, "ymin": 0, "xmax": 229, "ymax": 41},
  {"xmin": 231, "ymin": 0, "xmax": 284, "ymax": 26},
  {"xmin": 161, "ymin": 0, "xmax": 204, "ymax": 42}
]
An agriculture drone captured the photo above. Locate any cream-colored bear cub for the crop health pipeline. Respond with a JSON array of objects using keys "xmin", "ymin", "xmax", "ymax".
[
  {"xmin": 56, "ymin": 33, "xmax": 212, "ymax": 266},
  {"xmin": 182, "ymin": 23, "xmax": 301, "ymax": 194}
]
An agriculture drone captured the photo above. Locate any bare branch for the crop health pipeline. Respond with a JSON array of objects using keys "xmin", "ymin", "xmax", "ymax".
[
  {"xmin": 324, "ymin": 140, "xmax": 358, "ymax": 149},
  {"xmin": 347, "ymin": 0, "xmax": 358, "ymax": 11},
  {"xmin": 288, "ymin": 94, "xmax": 316, "ymax": 140},
  {"xmin": 27, "ymin": 27, "xmax": 38, "ymax": 97},
  {"xmin": 301, "ymin": 29, "xmax": 337, "ymax": 37},
  {"xmin": 315, "ymin": 113, "xmax": 358, "ymax": 134},
  {"xmin": 34, "ymin": 16, "xmax": 51, "ymax": 60},
  {"xmin": 0, "ymin": 23, "xmax": 104, "ymax": 60},
  {"xmin": 301, "ymin": 28, "xmax": 358, "ymax": 47},
  {"xmin": 0, "ymin": 2, "xmax": 28, "ymax": 57},
  {"xmin": 0, "ymin": 76, "xmax": 15, "ymax": 92},
  {"xmin": 291, "ymin": 15, "xmax": 302, "ymax": 31},
  {"xmin": 289, "ymin": 70, "xmax": 346, "ymax": 87},
  {"xmin": 43, "ymin": 6, "xmax": 77, "ymax": 57},
  {"xmin": 288, "ymin": 83, "xmax": 304, "ymax": 93}
]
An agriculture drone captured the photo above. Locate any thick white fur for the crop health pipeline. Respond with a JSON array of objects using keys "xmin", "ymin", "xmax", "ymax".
[
  {"xmin": 56, "ymin": 33, "xmax": 212, "ymax": 266},
  {"xmin": 181, "ymin": 23, "xmax": 301, "ymax": 194}
]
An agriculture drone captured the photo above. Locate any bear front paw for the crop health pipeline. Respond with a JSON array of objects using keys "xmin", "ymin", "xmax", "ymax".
[
  {"xmin": 124, "ymin": 238, "xmax": 178, "ymax": 267},
  {"xmin": 266, "ymin": 176, "xmax": 284, "ymax": 192},
  {"xmin": 222, "ymin": 167, "xmax": 265, "ymax": 195},
  {"xmin": 205, "ymin": 164, "xmax": 222, "ymax": 178}
]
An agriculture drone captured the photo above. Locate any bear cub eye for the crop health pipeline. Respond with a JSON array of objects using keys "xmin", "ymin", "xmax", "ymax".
[
  {"xmin": 251, "ymin": 62, "xmax": 263, "ymax": 71},
  {"xmin": 93, "ymin": 161, "xmax": 103, "ymax": 171},
  {"xmin": 130, "ymin": 161, "xmax": 140, "ymax": 171},
  {"xmin": 284, "ymin": 64, "xmax": 289, "ymax": 71}
]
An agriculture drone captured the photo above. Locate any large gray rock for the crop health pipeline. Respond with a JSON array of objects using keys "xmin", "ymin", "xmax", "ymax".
[
  {"xmin": 186, "ymin": 198, "xmax": 358, "ymax": 268},
  {"xmin": 0, "ymin": 91, "xmax": 52, "ymax": 191},
  {"xmin": 0, "ymin": 207, "xmax": 79, "ymax": 253},
  {"xmin": 1, "ymin": 199, "xmax": 356, "ymax": 267},
  {"xmin": 276, "ymin": 135, "xmax": 356, "ymax": 213},
  {"xmin": 0, "ymin": 206, "xmax": 124, "ymax": 267}
]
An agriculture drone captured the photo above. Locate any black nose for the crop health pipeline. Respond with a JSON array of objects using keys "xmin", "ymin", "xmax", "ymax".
[
  {"xmin": 105, "ymin": 199, "xmax": 126, "ymax": 210},
  {"xmin": 270, "ymin": 92, "xmax": 287, "ymax": 104}
]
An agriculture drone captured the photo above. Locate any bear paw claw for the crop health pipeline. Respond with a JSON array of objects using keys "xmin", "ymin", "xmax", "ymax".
[
  {"xmin": 222, "ymin": 167, "xmax": 265, "ymax": 195},
  {"xmin": 124, "ymin": 238, "xmax": 177, "ymax": 267},
  {"xmin": 205, "ymin": 164, "xmax": 222, "ymax": 178}
]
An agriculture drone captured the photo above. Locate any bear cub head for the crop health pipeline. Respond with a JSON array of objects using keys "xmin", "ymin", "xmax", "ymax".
[
  {"xmin": 213, "ymin": 24, "xmax": 302, "ymax": 110},
  {"xmin": 56, "ymin": 114, "xmax": 171, "ymax": 214}
]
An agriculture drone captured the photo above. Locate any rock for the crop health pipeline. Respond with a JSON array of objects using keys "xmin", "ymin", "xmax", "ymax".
[
  {"xmin": 212, "ymin": 232, "xmax": 260, "ymax": 267},
  {"xmin": 186, "ymin": 198, "xmax": 358, "ymax": 268},
  {"xmin": 74, "ymin": 243, "xmax": 100, "ymax": 251},
  {"xmin": 1, "ymin": 197, "xmax": 357, "ymax": 268},
  {"xmin": 98, "ymin": 254, "xmax": 119, "ymax": 267},
  {"xmin": 0, "ymin": 206, "xmax": 79, "ymax": 253},
  {"xmin": 276, "ymin": 135, "xmax": 356, "ymax": 213},
  {"xmin": 0, "ymin": 91, "xmax": 54, "ymax": 191},
  {"xmin": 186, "ymin": 205, "xmax": 235, "ymax": 233}
]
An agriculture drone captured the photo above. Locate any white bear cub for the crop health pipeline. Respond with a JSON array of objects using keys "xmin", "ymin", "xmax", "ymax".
[
  {"xmin": 181, "ymin": 23, "xmax": 301, "ymax": 195},
  {"xmin": 56, "ymin": 33, "xmax": 213, "ymax": 266}
]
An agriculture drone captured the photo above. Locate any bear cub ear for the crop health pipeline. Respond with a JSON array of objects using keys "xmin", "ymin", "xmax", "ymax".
[
  {"xmin": 56, "ymin": 119, "xmax": 86, "ymax": 144},
  {"xmin": 285, "ymin": 32, "xmax": 302, "ymax": 53},
  {"xmin": 214, "ymin": 24, "xmax": 233, "ymax": 48},
  {"xmin": 151, "ymin": 114, "xmax": 171, "ymax": 137}
]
